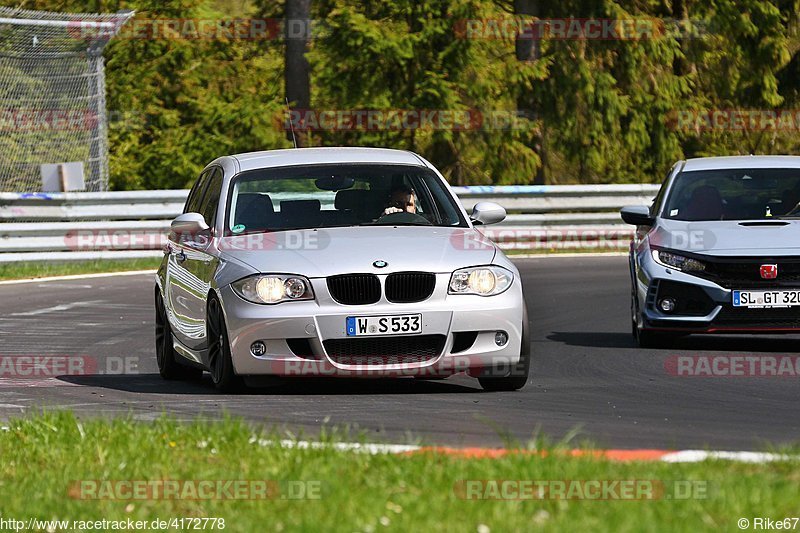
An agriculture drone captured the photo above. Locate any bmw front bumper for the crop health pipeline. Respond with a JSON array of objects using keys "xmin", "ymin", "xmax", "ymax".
[{"xmin": 218, "ymin": 274, "xmax": 526, "ymax": 376}]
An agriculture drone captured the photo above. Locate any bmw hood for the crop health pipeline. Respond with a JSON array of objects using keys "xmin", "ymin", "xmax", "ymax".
[
  {"xmin": 217, "ymin": 226, "xmax": 497, "ymax": 277},
  {"xmin": 651, "ymin": 219, "xmax": 800, "ymax": 256}
]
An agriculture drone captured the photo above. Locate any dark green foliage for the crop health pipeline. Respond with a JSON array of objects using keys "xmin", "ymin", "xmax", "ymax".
[{"xmin": 5, "ymin": 0, "xmax": 800, "ymax": 187}]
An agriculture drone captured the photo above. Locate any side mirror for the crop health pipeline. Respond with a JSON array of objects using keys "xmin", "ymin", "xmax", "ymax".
[
  {"xmin": 470, "ymin": 202, "xmax": 506, "ymax": 225},
  {"xmin": 171, "ymin": 212, "xmax": 209, "ymax": 236},
  {"xmin": 620, "ymin": 205, "xmax": 655, "ymax": 226}
]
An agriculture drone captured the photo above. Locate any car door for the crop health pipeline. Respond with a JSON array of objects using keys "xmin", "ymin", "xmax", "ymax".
[
  {"xmin": 166, "ymin": 169, "xmax": 212, "ymax": 349},
  {"xmin": 171, "ymin": 167, "xmax": 224, "ymax": 352}
]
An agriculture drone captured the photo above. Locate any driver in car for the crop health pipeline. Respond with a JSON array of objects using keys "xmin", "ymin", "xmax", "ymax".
[{"xmin": 382, "ymin": 184, "xmax": 417, "ymax": 215}]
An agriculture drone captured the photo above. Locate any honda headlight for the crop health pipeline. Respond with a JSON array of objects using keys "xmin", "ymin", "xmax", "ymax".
[
  {"xmin": 652, "ymin": 250, "xmax": 706, "ymax": 272},
  {"xmin": 448, "ymin": 266, "xmax": 513, "ymax": 296},
  {"xmin": 232, "ymin": 274, "xmax": 314, "ymax": 304}
]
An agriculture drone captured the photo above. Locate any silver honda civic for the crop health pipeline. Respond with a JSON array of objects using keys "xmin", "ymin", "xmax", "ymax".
[
  {"xmin": 622, "ymin": 155, "xmax": 800, "ymax": 347},
  {"xmin": 155, "ymin": 147, "xmax": 529, "ymax": 391}
]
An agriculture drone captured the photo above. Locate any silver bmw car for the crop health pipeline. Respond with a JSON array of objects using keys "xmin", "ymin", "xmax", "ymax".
[
  {"xmin": 155, "ymin": 147, "xmax": 529, "ymax": 391},
  {"xmin": 622, "ymin": 155, "xmax": 800, "ymax": 347}
]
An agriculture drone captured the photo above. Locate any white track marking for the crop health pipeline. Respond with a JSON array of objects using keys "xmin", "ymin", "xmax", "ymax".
[
  {"xmin": 0, "ymin": 378, "xmax": 80, "ymax": 387},
  {"xmin": 265, "ymin": 440, "xmax": 421, "ymax": 454},
  {"xmin": 0, "ymin": 269, "xmax": 157, "ymax": 286},
  {"xmin": 660, "ymin": 450, "xmax": 793, "ymax": 463},
  {"xmin": 10, "ymin": 300, "xmax": 106, "ymax": 316},
  {"xmin": 36, "ymin": 283, "xmax": 93, "ymax": 289}
]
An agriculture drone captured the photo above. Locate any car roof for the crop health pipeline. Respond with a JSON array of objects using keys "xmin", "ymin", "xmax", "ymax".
[
  {"xmin": 682, "ymin": 155, "xmax": 800, "ymax": 172},
  {"xmin": 229, "ymin": 147, "xmax": 427, "ymax": 172}
]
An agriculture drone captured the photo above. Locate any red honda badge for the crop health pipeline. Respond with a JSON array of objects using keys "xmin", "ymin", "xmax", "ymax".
[{"xmin": 760, "ymin": 264, "xmax": 778, "ymax": 279}]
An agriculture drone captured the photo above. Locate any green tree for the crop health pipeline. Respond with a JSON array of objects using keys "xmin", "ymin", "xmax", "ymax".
[{"xmin": 4, "ymin": 0, "xmax": 800, "ymax": 188}]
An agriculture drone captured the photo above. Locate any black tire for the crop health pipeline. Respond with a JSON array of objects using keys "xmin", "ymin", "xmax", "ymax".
[
  {"xmin": 478, "ymin": 307, "xmax": 531, "ymax": 392},
  {"xmin": 635, "ymin": 327, "xmax": 674, "ymax": 349},
  {"xmin": 207, "ymin": 296, "xmax": 245, "ymax": 393},
  {"xmin": 155, "ymin": 289, "xmax": 203, "ymax": 381}
]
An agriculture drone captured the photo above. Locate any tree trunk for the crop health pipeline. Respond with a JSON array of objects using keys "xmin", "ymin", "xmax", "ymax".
[
  {"xmin": 514, "ymin": 0, "xmax": 540, "ymax": 63},
  {"xmin": 671, "ymin": 0, "xmax": 688, "ymax": 76},
  {"xmin": 285, "ymin": 0, "xmax": 311, "ymax": 147},
  {"xmin": 514, "ymin": 0, "xmax": 546, "ymax": 184}
]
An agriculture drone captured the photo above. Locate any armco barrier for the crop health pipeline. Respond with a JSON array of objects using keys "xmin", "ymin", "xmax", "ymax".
[{"xmin": 0, "ymin": 185, "xmax": 659, "ymax": 262}]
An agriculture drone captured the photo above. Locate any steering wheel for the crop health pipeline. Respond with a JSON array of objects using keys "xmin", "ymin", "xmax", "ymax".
[{"xmin": 376, "ymin": 210, "xmax": 432, "ymax": 225}]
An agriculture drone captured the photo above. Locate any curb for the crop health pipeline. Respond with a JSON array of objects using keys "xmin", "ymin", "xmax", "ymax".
[{"xmin": 278, "ymin": 440, "xmax": 794, "ymax": 463}]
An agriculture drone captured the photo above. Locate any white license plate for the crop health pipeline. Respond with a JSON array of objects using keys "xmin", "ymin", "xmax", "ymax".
[
  {"xmin": 732, "ymin": 290, "xmax": 800, "ymax": 308},
  {"xmin": 346, "ymin": 314, "xmax": 422, "ymax": 336}
]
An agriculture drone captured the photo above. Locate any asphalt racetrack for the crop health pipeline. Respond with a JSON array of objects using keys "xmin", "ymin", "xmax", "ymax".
[{"xmin": 1, "ymin": 256, "xmax": 797, "ymax": 450}]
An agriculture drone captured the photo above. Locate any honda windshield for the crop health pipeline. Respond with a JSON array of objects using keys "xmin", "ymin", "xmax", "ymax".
[{"xmin": 663, "ymin": 168, "xmax": 800, "ymax": 221}]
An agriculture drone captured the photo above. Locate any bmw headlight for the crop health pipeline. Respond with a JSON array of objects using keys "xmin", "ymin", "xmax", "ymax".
[
  {"xmin": 232, "ymin": 274, "xmax": 314, "ymax": 304},
  {"xmin": 448, "ymin": 266, "xmax": 513, "ymax": 296},
  {"xmin": 652, "ymin": 250, "xmax": 706, "ymax": 272}
]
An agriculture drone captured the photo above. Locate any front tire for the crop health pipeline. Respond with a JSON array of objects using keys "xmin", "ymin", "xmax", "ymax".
[
  {"xmin": 155, "ymin": 289, "xmax": 203, "ymax": 381},
  {"xmin": 634, "ymin": 327, "xmax": 676, "ymax": 349},
  {"xmin": 478, "ymin": 307, "xmax": 531, "ymax": 392},
  {"xmin": 207, "ymin": 296, "xmax": 244, "ymax": 393}
]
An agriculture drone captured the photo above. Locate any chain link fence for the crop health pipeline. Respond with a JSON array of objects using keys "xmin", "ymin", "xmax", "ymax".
[{"xmin": 0, "ymin": 6, "xmax": 132, "ymax": 193}]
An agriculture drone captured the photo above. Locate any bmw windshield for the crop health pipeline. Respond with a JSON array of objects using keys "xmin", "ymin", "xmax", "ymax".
[
  {"xmin": 663, "ymin": 168, "xmax": 800, "ymax": 221},
  {"xmin": 225, "ymin": 164, "xmax": 467, "ymax": 234}
]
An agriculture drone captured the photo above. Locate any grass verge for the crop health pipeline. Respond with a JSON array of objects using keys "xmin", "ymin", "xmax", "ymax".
[
  {"xmin": 0, "ymin": 258, "xmax": 161, "ymax": 281},
  {"xmin": 0, "ymin": 412, "xmax": 796, "ymax": 532}
]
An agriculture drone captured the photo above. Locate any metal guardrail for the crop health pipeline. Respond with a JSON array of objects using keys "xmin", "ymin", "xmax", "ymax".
[
  {"xmin": 0, "ymin": 185, "xmax": 659, "ymax": 262},
  {"xmin": 0, "ymin": 191, "xmax": 188, "ymax": 221}
]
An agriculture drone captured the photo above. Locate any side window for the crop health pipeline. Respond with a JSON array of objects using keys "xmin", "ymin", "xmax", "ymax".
[
  {"xmin": 185, "ymin": 170, "xmax": 210, "ymax": 214},
  {"xmin": 405, "ymin": 176, "xmax": 430, "ymax": 217},
  {"xmin": 411, "ymin": 174, "xmax": 459, "ymax": 226},
  {"xmin": 199, "ymin": 168, "xmax": 224, "ymax": 226},
  {"xmin": 651, "ymin": 164, "xmax": 678, "ymax": 216}
]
